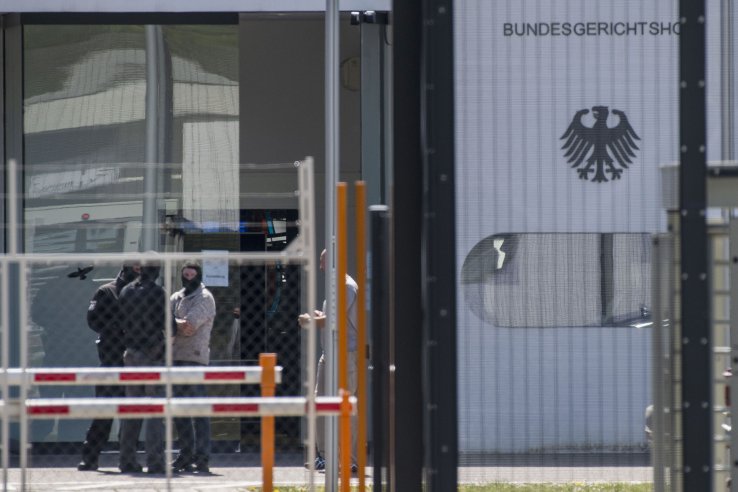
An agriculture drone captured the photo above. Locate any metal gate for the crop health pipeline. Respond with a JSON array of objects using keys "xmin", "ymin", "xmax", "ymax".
[{"xmin": 0, "ymin": 158, "xmax": 333, "ymax": 491}]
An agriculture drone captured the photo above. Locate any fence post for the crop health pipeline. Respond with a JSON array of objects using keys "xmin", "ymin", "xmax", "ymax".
[
  {"xmin": 337, "ymin": 182, "xmax": 348, "ymax": 393},
  {"xmin": 336, "ymin": 182, "xmax": 350, "ymax": 488},
  {"xmin": 355, "ymin": 181, "xmax": 367, "ymax": 489},
  {"xmin": 370, "ymin": 205, "xmax": 390, "ymax": 492},
  {"xmin": 260, "ymin": 353, "xmax": 277, "ymax": 492}
]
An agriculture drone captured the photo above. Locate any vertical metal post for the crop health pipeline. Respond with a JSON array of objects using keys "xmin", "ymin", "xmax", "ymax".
[
  {"xmin": 0, "ymin": 170, "xmax": 14, "ymax": 492},
  {"xmin": 299, "ymin": 157, "xmax": 318, "ymax": 491},
  {"xmin": 4, "ymin": 33, "xmax": 24, "ymax": 475},
  {"xmin": 143, "ymin": 25, "xmax": 162, "ymax": 252},
  {"xmin": 729, "ymin": 216, "xmax": 738, "ymax": 490},
  {"xmin": 18, "ymin": 258, "xmax": 27, "ymax": 491},
  {"xmin": 0, "ymin": 15, "xmax": 5, "ymax": 257},
  {"xmin": 4, "ymin": 15, "xmax": 22, "ymax": 254},
  {"xmin": 336, "ymin": 182, "xmax": 349, "ymax": 490},
  {"xmin": 3, "ymin": 151, "xmax": 19, "ymax": 490},
  {"xmin": 337, "ymin": 183, "xmax": 348, "ymax": 394},
  {"xmin": 651, "ymin": 235, "xmax": 672, "ymax": 492},
  {"xmin": 163, "ymin": 257, "xmax": 173, "ymax": 487},
  {"xmin": 720, "ymin": 0, "xmax": 734, "ymax": 162},
  {"xmin": 360, "ymin": 21, "xmax": 386, "ymax": 206},
  {"xmin": 667, "ymin": 214, "xmax": 680, "ymax": 492},
  {"xmin": 0, "ymin": 259, "xmax": 8, "ymax": 490},
  {"xmin": 325, "ymin": 1, "xmax": 341, "ymax": 489},
  {"xmin": 355, "ymin": 181, "xmax": 367, "ymax": 489},
  {"xmin": 678, "ymin": 1, "xmax": 712, "ymax": 490},
  {"xmin": 393, "ymin": 0, "xmax": 424, "ymax": 490},
  {"xmin": 370, "ymin": 205, "xmax": 390, "ymax": 492},
  {"xmin": 6, "ymin": 157, "xmax": 22, "ymax": 488},
  {"xmin": 421, "ymin": 0, "xmax": 458, "ymax": 488},
  {"xmin": 260, "ymin": 353, "xmax": 277, "ymax": 492}
]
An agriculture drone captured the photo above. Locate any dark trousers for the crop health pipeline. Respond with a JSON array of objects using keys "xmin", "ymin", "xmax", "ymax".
[
  {"xmin": 81, "ymin": 382, "xmax": 126, "ymax": 462},
  {"xmin": 119, "ymin": 348, "xmax": 164, "ymax": 468},
  {"xmin": 173, "ymin": 360, "xmax": 210, "ymax": 464}
]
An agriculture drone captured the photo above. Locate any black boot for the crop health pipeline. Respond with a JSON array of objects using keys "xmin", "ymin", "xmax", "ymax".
[
  {"xmin": 77, "ymin": 458, "xmax": 98, "ymax": 471},
  {"xmin": 171, "ymin": 455, "xmax": 194, "ymax": 473}
]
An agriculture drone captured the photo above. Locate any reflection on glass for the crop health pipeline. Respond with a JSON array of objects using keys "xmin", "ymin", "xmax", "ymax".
[
  {"xmin": 24, "ymin": 24, "xmax": 239, "ymax": 254},
  {"xmin": 461, "ymin": 233, "xmax": 652, "ymax": 328},
  {"xmin": 23, "ymin": 24, "xmax": 240, "ymax": 443}
]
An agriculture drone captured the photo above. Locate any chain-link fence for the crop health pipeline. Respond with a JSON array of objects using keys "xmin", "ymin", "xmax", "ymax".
[
  {"xmin": 4, "ymin": 252, "xmax": 322, "ymax": 491},
  {"xmin": 0, "ymin": 156, "xmax": 334, "ymax": 490}
]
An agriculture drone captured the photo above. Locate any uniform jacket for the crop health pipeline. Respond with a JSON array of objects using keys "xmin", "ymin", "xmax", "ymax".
[
  {"xmin": 120, "ymin": 266, "xmax": 167, "ymax": 354},
  {"xmin": 87, "ymin": 270, "xmax": 130, "ymax": 366}
]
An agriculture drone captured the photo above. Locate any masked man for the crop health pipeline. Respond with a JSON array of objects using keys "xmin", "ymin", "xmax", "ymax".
[
  {"xmin": 118, "ymin": 262, "xmax": 167, "ymax": 474},
  {"xmin": 77, "ymin": 262, "xmax": 140, "ymax": 471},
  {"xmin": 170, "ymin": 262, "xmax": 216, "ymax": 474}
]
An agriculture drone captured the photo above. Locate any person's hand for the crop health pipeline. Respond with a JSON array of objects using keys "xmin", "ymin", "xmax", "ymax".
[
  {"xmin": 298, "ymin": 310, "xmax": 327, "ymax": 328},
  {"xmin": 313, "ymin": 310, "xmax": 326, "ymax": 328},
  {"xmin": 176, "ymin": 318, "xmax": 196, "ymax": 337}
]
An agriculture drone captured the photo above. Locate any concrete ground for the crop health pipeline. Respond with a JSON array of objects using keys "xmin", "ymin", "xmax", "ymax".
[{"xmin": 1, "ymin": 452, "xmax": 652, "ymax": 491}]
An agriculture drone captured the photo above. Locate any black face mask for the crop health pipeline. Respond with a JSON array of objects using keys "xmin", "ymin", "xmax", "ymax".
[
  {"xmin": 182, "ymin": 273, "xmax": 201, "ymax": 295},
  {"xmin": 121, "ymin": 266, "xmax": 139, "ymax": 283}
]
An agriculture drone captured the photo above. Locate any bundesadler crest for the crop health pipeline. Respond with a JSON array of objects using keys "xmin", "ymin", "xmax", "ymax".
[{"xmin": 560, "ymin": 106, "xmax": 640, "ymax": 183}]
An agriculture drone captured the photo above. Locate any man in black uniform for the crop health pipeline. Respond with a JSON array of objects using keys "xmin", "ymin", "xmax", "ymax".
[
  {"xmin": 77, "ymin": 262, "xmax": 140, "ymax": 471},
  {"xmin": 117, "ymin": 262, "xmax": 167, "ymax": 474}
]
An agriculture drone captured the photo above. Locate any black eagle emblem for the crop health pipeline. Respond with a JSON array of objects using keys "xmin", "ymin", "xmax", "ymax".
[{"xmin": 560, "ymin": 106, "xmax": 640, "ymax": 183}]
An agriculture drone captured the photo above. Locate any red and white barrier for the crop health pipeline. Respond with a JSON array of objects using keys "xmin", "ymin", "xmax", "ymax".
[
  {"xmin": 0, "ymin": 366, "xmax": 281, "ymax": 385},
  {"xmin": 13, "ymin": 396, "xmax": 355, "ymax": 419}
]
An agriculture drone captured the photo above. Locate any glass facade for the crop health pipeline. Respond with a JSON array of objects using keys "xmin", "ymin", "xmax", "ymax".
[
  {"xmin": 22, "ymin": 24, "xmax": 246, "ymax": 444},
  {"xmin": 23, "ymin": 24, "xmax": 239, "ymax": 255}
]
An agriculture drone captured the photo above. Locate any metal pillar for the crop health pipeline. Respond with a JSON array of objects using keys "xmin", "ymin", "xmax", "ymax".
[
  {"xmin": 720, "ymin": 0, "xmax": 734, "ymax": 162},
  {"xmin": 143, "ymin": 25, "xmax": 162, "ymax": 252},
  {"xmin": 392, "ymin": 1, "xmax": 423, "ymax": 490},
  {"xmin": 325, "ymin": 1, "xmax": 340, "ymax": 490},
  {"xmin": 370, "ymin": 205, "xmax": 390, "ymax": 492},
  {"xmin": 678, "ymin": 1, "xmax": 712, "ymax": 490},
  {"xmin": 357, "ymin": 12, "xmax": 390, "ymax": 207},
  {"xmin": 420, "ymin": 0, "xmax": 457, "ymax": 489}
]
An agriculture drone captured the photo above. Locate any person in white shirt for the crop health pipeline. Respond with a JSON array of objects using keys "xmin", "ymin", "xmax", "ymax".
[{"xmin": 300, "ymin": 249, "xmax": 359, "ymax": 473}]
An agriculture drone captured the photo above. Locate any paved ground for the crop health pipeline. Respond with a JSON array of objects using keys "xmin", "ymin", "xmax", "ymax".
[{"xmin": 0, "ymin": 453, "xmax": 653, "ymax": 491}]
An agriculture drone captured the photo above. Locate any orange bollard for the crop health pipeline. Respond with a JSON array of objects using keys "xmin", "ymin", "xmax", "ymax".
[
  {"xmin": 260, "ymin": 353, "xmax": 277, "ymax": 492},
  {"xmin": 340, "ymin": 389, "xmax": 352, "ymax": 492},
  {"xmin": 355, "ymin": 181, "xmax": 367, "ymax": 489},
  {"xmin": 337, "ymin": 182, "xmax": 350, "ymax": 491}
]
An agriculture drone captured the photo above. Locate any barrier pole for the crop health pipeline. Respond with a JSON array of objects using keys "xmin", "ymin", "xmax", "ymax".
[
  {"xmin": 260, "ymin": 353, "xmax": 277, "ymax": 492},
  {"xmin": 355, "ymin": 181, "xmax": 367, "ymax": 488},
  {"xmin": 340, "ymin": 389, "xmax": 351, "ymax": 492}
]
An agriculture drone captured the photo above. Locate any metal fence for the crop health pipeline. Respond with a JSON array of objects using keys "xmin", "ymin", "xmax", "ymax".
[
  {"xmin": 0, "ymin": 158, "xmax": 334, "ymax": 491},
  {"xmin": 651, "ymin": 209, "xmax": 738, "ymax": 492}
]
